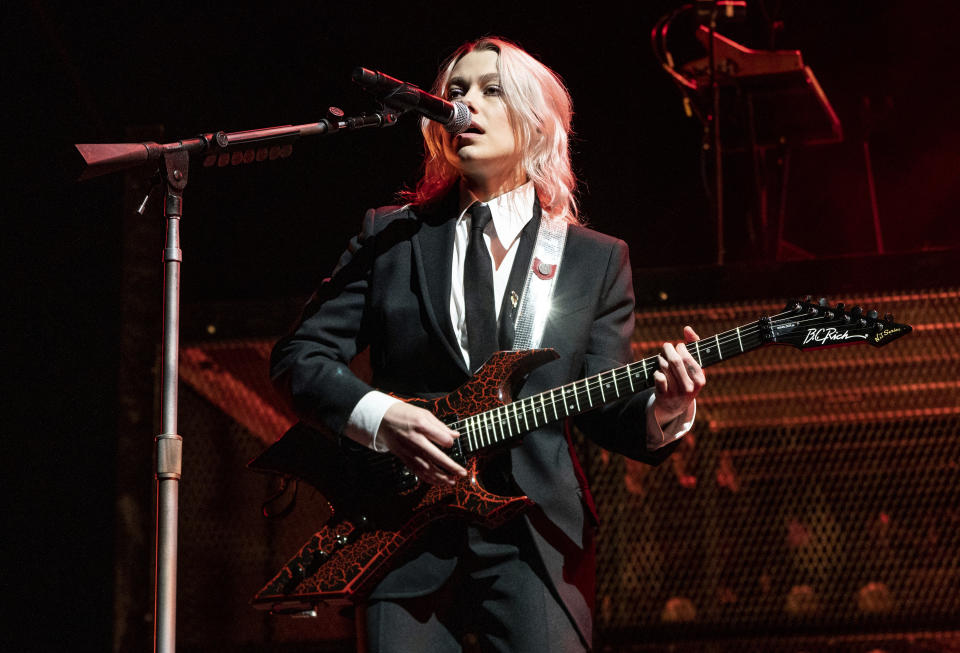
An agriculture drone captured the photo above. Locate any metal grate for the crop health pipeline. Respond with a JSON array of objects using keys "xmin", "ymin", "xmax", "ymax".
[{"xmin": 584, "ymin": 289, "xmax": 960, "ymax": 645}]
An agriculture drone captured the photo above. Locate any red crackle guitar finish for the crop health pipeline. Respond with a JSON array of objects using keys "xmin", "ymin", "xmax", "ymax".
[
  {"xmin": 250, "ymin": 348, "xmax": 556, "ymax": 612},
  {"xmin": 250, "ymin": 298, "xmax": 912, "ymax": 613}
]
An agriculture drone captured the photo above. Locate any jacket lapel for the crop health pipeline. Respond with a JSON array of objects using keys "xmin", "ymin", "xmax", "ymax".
[
  {"xmin": 497, "ymin": 197, "xmax": 542, "ymax": 349},
  {"xmin": 410, "ymin": 195, "xmax": 468, "ymax": 374}
]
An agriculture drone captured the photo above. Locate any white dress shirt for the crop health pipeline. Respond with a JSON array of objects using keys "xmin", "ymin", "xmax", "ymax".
[{"xmin": 345, "ymin": 182, "xmax": 694, "ymax": 452}]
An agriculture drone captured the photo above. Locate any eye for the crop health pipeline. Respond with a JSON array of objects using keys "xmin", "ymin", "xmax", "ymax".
[
  {"xmin": 484, "ymin": 85, "xmax": 502, "ymax": 96},
  {"xmin": 448, "ymin": 87, "xmax": 465, "ymax": 99}
]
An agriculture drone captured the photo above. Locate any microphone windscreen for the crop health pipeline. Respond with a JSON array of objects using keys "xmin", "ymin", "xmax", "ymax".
[{"xmin": 446, "ymin": 102, "xmax": 471, "ymax": 135}]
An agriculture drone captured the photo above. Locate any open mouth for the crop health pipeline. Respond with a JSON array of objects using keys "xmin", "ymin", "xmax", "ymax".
[{"xmin": 462, "ymin": 122, "xmax": 484, "ymax": 135}]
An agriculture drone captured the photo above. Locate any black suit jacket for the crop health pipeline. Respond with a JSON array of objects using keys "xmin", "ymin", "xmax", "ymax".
[{"xmin": 270, "ymin": 194, "xmax": 679, "ymax": 643}]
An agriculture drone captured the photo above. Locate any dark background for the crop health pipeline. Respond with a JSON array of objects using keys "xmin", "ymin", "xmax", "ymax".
[{"xmin": 7, "ymin": 1, "xmax": 960, "ymax": 650}]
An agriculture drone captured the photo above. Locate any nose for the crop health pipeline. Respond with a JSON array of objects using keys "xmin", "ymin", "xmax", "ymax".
[{"xmin": 462, "ymin": 88, "xmax": 482, "ymax": 112}]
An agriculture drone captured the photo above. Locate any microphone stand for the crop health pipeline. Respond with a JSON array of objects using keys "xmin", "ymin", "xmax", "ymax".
[{"xmin": 75, "ymin": 107, "xmax": 400, "ymax": 653}]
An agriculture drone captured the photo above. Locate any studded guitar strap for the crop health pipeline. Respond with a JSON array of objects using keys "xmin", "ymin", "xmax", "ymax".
[{"xmin": 512, "ymin": 215, "xmax": 568, "ymax": 350}]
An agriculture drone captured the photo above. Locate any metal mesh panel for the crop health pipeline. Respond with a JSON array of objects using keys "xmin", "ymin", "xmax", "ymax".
[{"xmin": 585, "ymin": 289, "xmax": 960, "ymax": 647}]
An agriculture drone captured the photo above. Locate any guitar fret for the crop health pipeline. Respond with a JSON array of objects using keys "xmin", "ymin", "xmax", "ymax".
[{"xmin": 452, "ymin": 314, "xmax": 877, "ymax": 455}]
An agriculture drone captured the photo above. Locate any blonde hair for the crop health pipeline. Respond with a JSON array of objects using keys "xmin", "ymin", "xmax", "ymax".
[{"xmin": 403, "ymin": 37, "xmax": 581, "ymax": 224}]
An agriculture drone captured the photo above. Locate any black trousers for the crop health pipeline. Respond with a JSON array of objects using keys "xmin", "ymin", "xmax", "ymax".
[{"xmin": 364, "ymin": 517, "xmax": 588, "ymax": 653}]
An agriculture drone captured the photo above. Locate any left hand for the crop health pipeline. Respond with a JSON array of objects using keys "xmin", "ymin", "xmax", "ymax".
[{"xmin": 652, "ymin": 326, "xmax": 706, "ymax": 426}]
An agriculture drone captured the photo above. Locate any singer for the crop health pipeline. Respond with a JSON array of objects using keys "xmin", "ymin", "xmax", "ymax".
[{"xmin": 271, "ymin": 37, "xmax": 705, "ymax": 652}]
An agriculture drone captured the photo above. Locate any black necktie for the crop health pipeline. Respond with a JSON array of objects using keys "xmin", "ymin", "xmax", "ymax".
[{"xmin": 464, "ymin": 202, "xmax": 498, "ymax": 371}]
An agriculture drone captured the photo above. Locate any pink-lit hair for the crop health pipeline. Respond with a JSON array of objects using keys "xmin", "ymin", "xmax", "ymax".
[{"xmin": 402, "ymin": 37, "xmax": 580, "ymax": 224}]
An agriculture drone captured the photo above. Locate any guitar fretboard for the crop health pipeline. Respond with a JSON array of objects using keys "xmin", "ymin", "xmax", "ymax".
[{"xmin": 454, "ymin": 322, "xmax": 765, "ymax": 455}]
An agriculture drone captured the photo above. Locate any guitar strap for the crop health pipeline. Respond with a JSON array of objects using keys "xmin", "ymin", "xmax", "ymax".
[{"xmin": 512, "ymin": 215, "xmax": 568, "ymax": 350}]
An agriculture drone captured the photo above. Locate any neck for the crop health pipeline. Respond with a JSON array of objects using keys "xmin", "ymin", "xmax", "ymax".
[{"xmin": 460, "ymin": 169, "xmax": 528, "ymax": 205}]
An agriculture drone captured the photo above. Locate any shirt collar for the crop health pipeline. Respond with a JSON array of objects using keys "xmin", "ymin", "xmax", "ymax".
[{"xmin": 457, "ymin": 181, "xmax": 536, "ymax": 246}]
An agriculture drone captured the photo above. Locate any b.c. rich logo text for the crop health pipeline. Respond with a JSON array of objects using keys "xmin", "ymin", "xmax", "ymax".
[{"xmin": 803, "ymin": 328, "xmax": 868, "ymax": 346}]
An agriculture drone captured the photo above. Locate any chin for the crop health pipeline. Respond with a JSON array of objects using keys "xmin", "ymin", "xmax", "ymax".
[{"xmin": 446, "ymin": 152, "xmax": 485, "ymax": 174}]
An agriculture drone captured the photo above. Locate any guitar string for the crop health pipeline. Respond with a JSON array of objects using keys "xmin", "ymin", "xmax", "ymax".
[
  {"xmin": 447, "ymin": 307, "xmax": 858, "ymax": 449},
  {"xmin": 363, "ymin": 306, "xmax": 860, "ymax": 473},
  {"xmin": 369, "ymin": 308, "xmax": 835, "ymax": 471},
  {"xmin": 397, "ymin": 311, "xmax": 785, "ymax": 467},
  {"xmin": 369, "ymin": 307, "xmax": 851, "ymax": 476}
]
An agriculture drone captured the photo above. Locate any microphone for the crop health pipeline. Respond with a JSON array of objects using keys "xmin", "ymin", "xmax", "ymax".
[{"xmin": 352, "ymin": 67, "xmax": 472, "ymax": 134}]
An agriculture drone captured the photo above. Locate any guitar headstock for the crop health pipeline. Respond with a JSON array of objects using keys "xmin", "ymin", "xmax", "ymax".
[{"xmin": 760, "ymin": 297, "xmax": 912, "ymax": 350}]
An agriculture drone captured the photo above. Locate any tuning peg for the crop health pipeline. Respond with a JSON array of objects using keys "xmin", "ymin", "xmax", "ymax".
[
  {"xmin": 818, "ymin": 298, "xmax": 829, "ymax": 308},
  {"xmin": 867, "ymin": 309, "xmax": 879, "ymax": 325},
  {"xmin": 884, "ymin": 313, "xmax": 894, "ymax": 322},
  {"xmin": 849, "ymin": 306, "xmax": 866, "ymax": 326}
]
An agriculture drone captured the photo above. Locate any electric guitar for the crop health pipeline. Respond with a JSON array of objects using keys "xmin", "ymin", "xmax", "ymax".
[{"xmin": 249, "ymin": 298, "xmax": 911, "ymax": 613}]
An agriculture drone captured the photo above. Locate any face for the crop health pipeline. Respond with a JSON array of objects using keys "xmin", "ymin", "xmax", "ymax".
[{"xmin": 441, "ymin": 49, "xmax": 521, "ymax": 185}]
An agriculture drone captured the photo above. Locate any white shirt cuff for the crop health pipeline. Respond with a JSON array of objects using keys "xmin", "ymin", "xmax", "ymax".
[
  {"xmin": 646, "ymin": 394, "xmax": 696, "ymax": 450},
  {"xmin": 345, "ymin": 391, "xmax": 402, "ymax": 452}
]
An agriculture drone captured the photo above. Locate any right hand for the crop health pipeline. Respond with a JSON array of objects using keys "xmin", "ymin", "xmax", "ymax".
[{"xmin": 377, "ymin": 402, "xmax": 467, "ymax": 486}]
